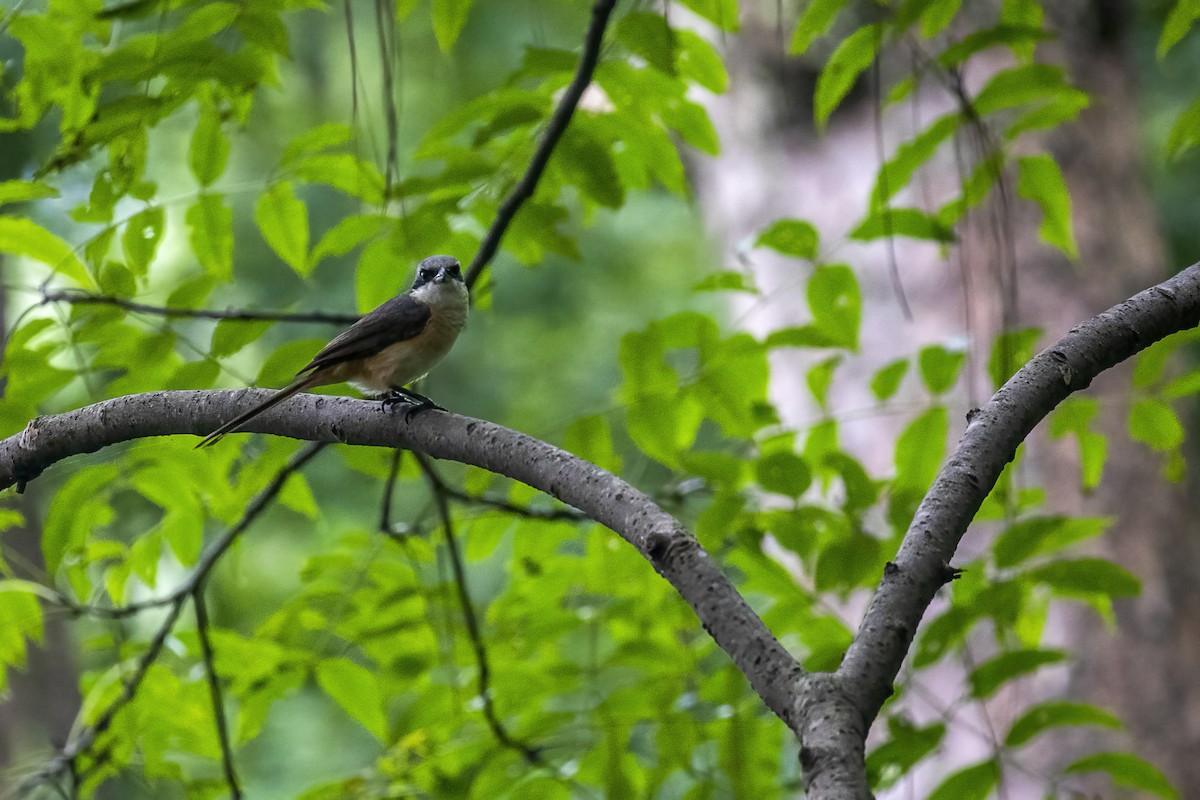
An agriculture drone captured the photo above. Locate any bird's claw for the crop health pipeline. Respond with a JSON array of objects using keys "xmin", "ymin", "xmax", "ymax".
[{"xmin": 381, "ymin": 390, "xmax": 444, "ymax": 423}]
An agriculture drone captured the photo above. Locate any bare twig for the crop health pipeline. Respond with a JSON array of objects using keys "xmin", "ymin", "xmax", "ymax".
[
  {"xmin": 193, "ymin": 591, "xmax": 242, "ymax": 800},
  {"xmin": 465, "ymin": 0, "xmax": 618, "ymax": 289},
  {"xmin": 379, "ymin": 447, "xmax": 406, "ymax": 534},
  {"xmin": 441, "ymin": 484, "xmax": 587, "ymax": 522},
  {"xmin": 39, "ymin": 289, "xmax": 358, "ymax": 326},
  {"xmin": 414, "ymin": 452, "xmax": 544, "ymax": 765}
]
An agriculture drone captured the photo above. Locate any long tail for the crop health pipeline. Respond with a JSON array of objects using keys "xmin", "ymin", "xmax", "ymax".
[{"xmin": 195, "ymin": 375, "xmax": 320, "ymax": 448}]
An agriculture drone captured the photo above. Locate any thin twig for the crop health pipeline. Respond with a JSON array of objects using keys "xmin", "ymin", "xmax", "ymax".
[
  {"xmin": 441, "ymin": 484, "xmax": 587, "ymax": 522},
  {"xmin": 375, "ymin": 0, "xmax": 400, "ymax": 203},
  {"xmin": 22, "ymin": 443, "xmax": 327, "ymax": 792},
  {"xmin": 193, "ymin": 591, "xmax": 242, "ymax": 800},
  {"xmin": 343, "ymin": 0, "xmax": 360, "ymax": 125},
  {"xmin": 39, "ymin": 289, "xmax": 358, "ymax": 326},
  {"xmin": 465, "ymin": 0, "xmax": 618, "ymax": 289},
  {"xmin": 379, "ymin": 447, "xmax": 405, "ymax": 534},
  {"xmin": 414, "ymin": 452, "xmax": 543, "ymax": 765}
]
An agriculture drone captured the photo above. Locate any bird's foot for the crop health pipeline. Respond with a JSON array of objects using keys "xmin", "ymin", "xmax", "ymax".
[{"xmin": 382, "ymin": 388, "xmax": 445, "ymax": 422}]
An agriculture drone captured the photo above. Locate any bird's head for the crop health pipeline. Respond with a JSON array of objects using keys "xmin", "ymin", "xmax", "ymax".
[{"xmin": 412, "ymin": 255, "xmax": 464, "ymax": 290}]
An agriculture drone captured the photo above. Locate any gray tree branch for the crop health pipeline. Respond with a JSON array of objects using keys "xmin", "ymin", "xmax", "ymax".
[
  {"xmin": 0, "ymin": 389, "xmax": 804, "ymax": 731},
  {"xmin": 5, "ymin": 263, "xmax": 1199, "ymax": 798}
]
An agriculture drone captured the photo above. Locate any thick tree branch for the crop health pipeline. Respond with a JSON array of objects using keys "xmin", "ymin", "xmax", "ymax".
[
  {"xmin": 0, "ymin": 391, "xmax": 803, "ymax": 727},
  {"xmin": 464, "ymin": 0, "xmax": 617, "ymax": 289},
  {"xmin": 835, "ymin": 264, "xmax": 1200, "ymax": 736},
  {"xmin": 13, "ymin": 265, "xmax": 1199, "ymax": 797}
]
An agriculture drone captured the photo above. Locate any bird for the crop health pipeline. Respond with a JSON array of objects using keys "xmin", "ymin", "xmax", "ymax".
[{"xmin": 196, "ymin": 254, "xmax": 468, "ymax": 448}]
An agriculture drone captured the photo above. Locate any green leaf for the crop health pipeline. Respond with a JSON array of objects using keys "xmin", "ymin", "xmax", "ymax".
[
  {"xmin": 914, "ymin": 607, "xmax": 977, "ymax": 667},
  {"xmin": 1048, "ymin": 396, "xmax": 1106, "ymax": 490},
  {"xmin": 558, "ymin": 129, "xmax": 624, "ymax": 208},
  {"xmin": 937, "ymin": 24, "xmax": 1053, "ymax": 67},
  {"xmin": 692, "ymin": 271, "xmax": 757, "ymax": 293},
  {"xmin": 1129, "ymin": 398, "xmax": 1185, "ymax": 452},
  {"xmin": 315, "ymin": 657, "xmax": 388, "ymax": 742},
  {"xmin": 986, "ymin": 327, "xmax": 1040, "ymax": 387},
  {"xmin": 1166, "ymin": 98, "xmax": 1200, "ymax": 159},
  {"xmin": 790, "ymin": 0, "xmax": 850, "ymax": 56},
  {"xmin": 755, "ymin": 218, "xmax": 819, "ymax": 259},
  {"xmin": 969, "ymin": 648, "xmax": 1065, "ymax": 698},
  {"xmin": 0, "ymin": 509, "xmax": 24, "ymax": 532},
  {"xmin": 258, "ymin": 339, "xmax": 325, "ymax": 387},
  {"xmin": 289, "ymin": 154, "xmax": 385, "ymax": 205},
  {"xmin": 917, "ymin": 344, "xmax": 966, "ymax": 395},
  {"xmin": 1025, "ymin": 558, "xmax": 1141, "ymax": 598},
  {"xmin": 1001, "ymin": 0, "xmax": 1044, "ymax": 36},
  {"xmin": 255, "ymin": 181, "xmax": 310, "ymax": 274},
  {"xmin": 993, "ymin": 515, "xmax": 1110, "ymax": 568},
  {"xmin": 890, "ymin": 405, "xmax": 947, "ymax": 530},
  {"xmin": 0, "ymin": 585, "xmax": 44, "ymax": 690},
  {"xmin": 928, "ymin": 759, "xmax": 998, "ymax": 800},
  {"xmin": 280, "ymin": 473, "xmax": 319, "ymax": 518},
  {"xmin": 1163, "ymin": 368, "xmax": 1200, "ymax": 399},
  {"xmin": 1004, "ymin": 88, "xmax": 1090, "ymax": 138},
  {"xmin": 676, "ymin": 28, "xmax": 728, "ymax": 93},
  {"xmin": 431, "ymin": 0, "xmax": 473, "ymax": 52},
  {"xmin": 0, "ymin": 179, "xmax": 58, "ymax": 207},
  {"xmin": 44, "ymin": 465, "xmax": 119, "ymax": 574},
  {"xmin": 121, "ymin": 205, "xmax": 164, "ymax": 275},
  {"xmin": 618, "ymin": 313, "xmax": 773, "ymax": 465},
  {"xmin": 815, "ymin": 25, "xmax": 880, "ymax": 128},
  {"xmin": 756, "ymin": 451, "xmax": 812, "ymax": 498},
  {"xmin": 1017, "ymin": 154, "xmax": 1077, "ymax": 258},
  {"xmin": 1083, "ymin": 757, "xmax": 1181, "ymax": 800},
  {"xmin": 1158, "ymin": 0, "xmax": 1200, "ymax": 59},
  {"xmin": 973, "ymin": 64, "xmax": 1073, "ymax": 115},
  {"xmin": 676, "ymin": 0, "xmax": 738, "ymax": 31},
  {"xmin": 1066, "ymin": 753, "xmax": 1180, "ymax": 799},
  {"xmin": 808, "ymin": 264, "xmax": 861, "ymax": 350},
  {"xmin": 825, "ymin": 452, "xmax": 879, "ymax": 511},
  {"xmin": 814, "ymin": 532, "xmax": 884, "ymax": 591},
  {"xmin": 867, "ymin": 718, "xmax": 944, "ymax": 790},
  {"xmin": 1132, "ymin": 330, "xmax": 1200, "ymax": 387},
  {"xmin": 870, "ymin": 359, "xmax": 908, "ymax": 401},
  {"xmin": 190, "ymin": 102, "xmax": 229, "ymax": 186},
  {"xmin": 309, "ymin": 214, "xmax": 389, "ymax": 269},
  {"xmin": 0, "ymin": 218, "xmax": 95, "ymax": 289},
  {"xmin": 915, "ymin": 0, "xmax": 963, "ymax": 37},
  {"xmin": 850, "ymin": 207, "xmax": 956, "ymax": 243},
  {"xmin": 937, "ymin": 151, "xmax": 1004, "ymax": 227},
  {"xmin": 871, "ymin": 113, "xmax": 960, "ymax": 206},
  {"xmin": 188, "ymin": 193, "xmax": 234, "ymax": 281},
  {"xmin": 616, "ymin": 12, "xmax": 675, "ymax": 74},
  {"xmin": 211, "ymin": 319, "xmax": 272, "ymax": 358},
  {"xmin": 1005, "ymin": 701, "xmax": 1122, "ymax": 747},
  {"xmin": 98, "ymin": 261, "xmax": 136, "ymax": 297},
  {"xmin": 807, "ymin": 356, "xmax": 840, "ymax": 409},
  {"xmin": 893, "ymin": 406, "xmax": 948, "ymax": 492},
  {"xmin": 281, "ymin": 123, "xmax": 355, "ymax": 166},
  {"xmin": 564, "ymin": 414, "xmax": 622, "ymax": 474}
]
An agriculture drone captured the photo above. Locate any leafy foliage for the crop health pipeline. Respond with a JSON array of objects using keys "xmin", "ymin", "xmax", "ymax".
[{"xmin": 0, "ymin": 1, "xmax": 1196, "ymax": 799}]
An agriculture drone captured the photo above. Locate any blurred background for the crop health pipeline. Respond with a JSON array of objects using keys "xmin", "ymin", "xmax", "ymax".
[{"xmin": 2, "ymin": 0, "xmax": 1200, "ymax": 797}]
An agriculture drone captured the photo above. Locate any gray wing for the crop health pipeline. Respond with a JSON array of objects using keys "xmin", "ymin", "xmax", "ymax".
[{"xmin": 297, "ymin": 294, "xmax": 431, "ymax": 374}]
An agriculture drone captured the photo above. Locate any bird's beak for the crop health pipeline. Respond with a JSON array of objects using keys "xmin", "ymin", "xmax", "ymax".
[{"xmin": 434, "ymin": 266, "xmax": 447, "ymax": 283}]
